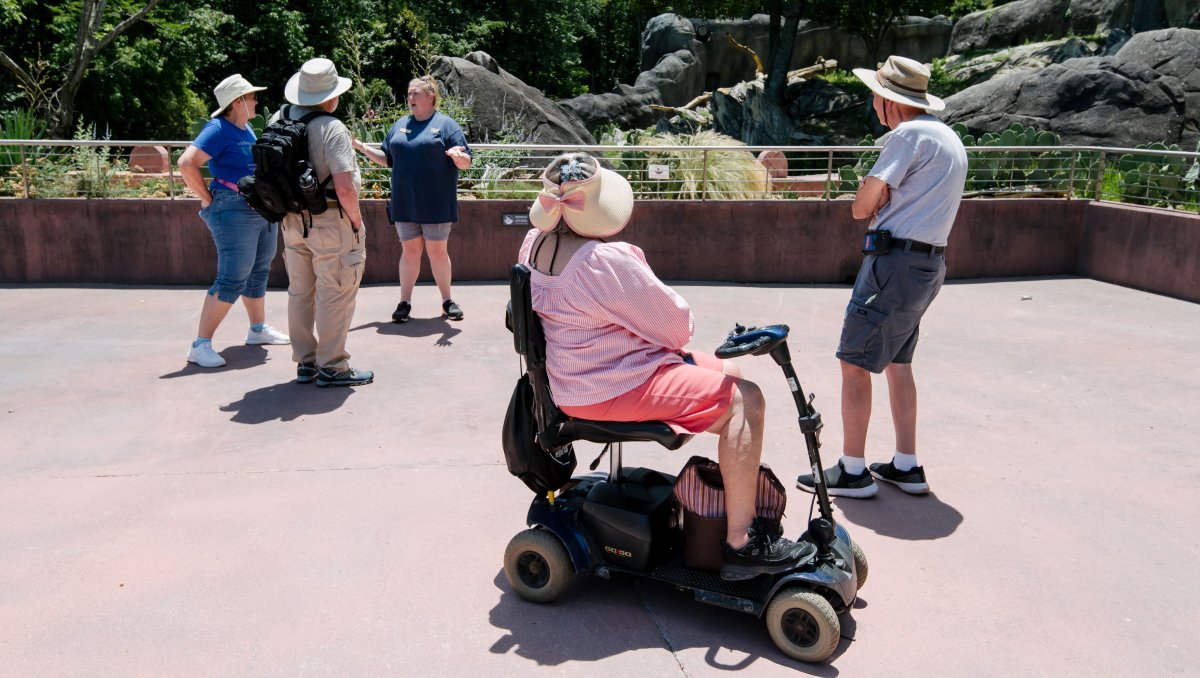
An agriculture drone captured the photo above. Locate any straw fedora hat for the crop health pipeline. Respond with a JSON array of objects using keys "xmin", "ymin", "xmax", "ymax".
[
  {"xmin": 853, "ymin": 55, "xmax": 945, "ymax": 112},
  {"xmin": 529, "ymin": 153, "xmax": 634, "ymax": 239},
  {"xmin": 210, "ymin": 74, "xmax": 267, "ymax": 119},
  {"xmin": 284, "ymin": 58, "xmax": 353, "ymax": 107}
]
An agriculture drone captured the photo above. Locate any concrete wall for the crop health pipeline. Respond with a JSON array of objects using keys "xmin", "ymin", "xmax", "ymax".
[{"xmin": 0, "ymin": 198, "xmax": 1195, "ymax": 303}]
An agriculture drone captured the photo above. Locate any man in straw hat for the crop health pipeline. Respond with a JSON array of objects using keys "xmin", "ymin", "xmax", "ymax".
[
  {"xmin": 797, "ymin": 55, "xmax": 967, "ymax": 499},
  {"xmin": 273, "ymin": 57, "xmax": 373, "ymax": 387},
  {"xmin": 521, "ymin": 153, "xmax": 813, "ymax": 580}
]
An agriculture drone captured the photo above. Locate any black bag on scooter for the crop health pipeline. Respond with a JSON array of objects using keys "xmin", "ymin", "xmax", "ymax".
[{"xmin": 503, "ymin": 373, "xmax": 577, "ymax": 495}]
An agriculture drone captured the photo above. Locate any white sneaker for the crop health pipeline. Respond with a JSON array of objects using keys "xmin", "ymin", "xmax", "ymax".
[
  {"xmin": 186, "ymin": 342, "xmax": 226, "ymax": 368},
  {"xmin": 245, "ymin": 324, "xmax": 290, "ymax": 345}
]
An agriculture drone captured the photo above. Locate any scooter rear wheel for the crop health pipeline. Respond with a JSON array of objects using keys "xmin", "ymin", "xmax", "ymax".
[
  {"xmin": 503, "ymin": 528, "xmax": 574, "ymax": 604},
  {"xmin": 765, "ymin": 588, "xmax": 841, "ymax": 663}
]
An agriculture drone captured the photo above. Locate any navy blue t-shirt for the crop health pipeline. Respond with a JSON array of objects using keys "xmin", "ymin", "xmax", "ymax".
[
  {"xmin": 192, "ymin": 117, "xmax": 257, "ymax": 192},
  {"xmin": 381, "ymin": 111, "xmax": 471, "ymax": 223}
]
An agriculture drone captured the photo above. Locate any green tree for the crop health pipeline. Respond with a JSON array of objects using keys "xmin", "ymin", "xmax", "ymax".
[
  {"xmin": 820, "ymin": 0, "xmax": 954, "ymax": 63},
  {"xmin": 0, "ymin": 0, "xmax": 162, "ymax": 138}
]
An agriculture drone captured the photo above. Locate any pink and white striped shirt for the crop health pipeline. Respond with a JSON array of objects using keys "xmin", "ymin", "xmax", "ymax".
[{"xmin": 519, "ymin": 229, "xmax": 695, "ymax": 406}]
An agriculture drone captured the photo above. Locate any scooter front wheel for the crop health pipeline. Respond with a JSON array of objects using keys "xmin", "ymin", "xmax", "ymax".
[
  {"xmin": 765, "ymin": 588, "xmax": 841, "ymax": 663},
  {"xmin": 851, "ymin": 540, "xmax": 869, "ymax": 591},
  {"xmin": 503, "ymin": 528, "xmax": 574, "ymax": 604}
]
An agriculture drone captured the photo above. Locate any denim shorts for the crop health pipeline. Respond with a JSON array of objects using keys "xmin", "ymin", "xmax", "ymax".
[
  {"xmin": 201, "ymin": 189, "xmax": 277, "ymax": 303},
  {"xmin": 394, "ymin": 222, "xmax": 451, "ymax": 242},
  {"xmin": 835, "ymin": 248, "xmax": 946, "ymax": 373}
]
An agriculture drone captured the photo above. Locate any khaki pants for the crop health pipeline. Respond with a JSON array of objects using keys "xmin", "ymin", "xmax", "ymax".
[{"xmin": 281, "ymin": 209, "xmax": 366, "ymax": 372}]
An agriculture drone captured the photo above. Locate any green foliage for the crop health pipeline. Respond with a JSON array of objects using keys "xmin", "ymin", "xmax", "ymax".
[
  {"xmin": 68, "ymin": 120, "xmax": 127, "ymax": 198},
  {"xmin": 0, "ymin": 107, "xmax": 44, "ymax": 168},
  {"xmin": 836, "ymin": 122, "xmax": 1084, "ymax": 197},
  {"xmin": 1113, "ymin": 142, "xmax": 1200, "ymax": 210}
]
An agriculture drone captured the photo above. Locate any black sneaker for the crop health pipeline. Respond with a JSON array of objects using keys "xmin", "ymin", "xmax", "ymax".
[
  {"xmin": 720, "ymin": 519, "xmax": 815, "ymax": 581},
  {"xmin": 870, "ymin": 460, "xmax": 930, "ymax": 495},
  {"xmin": 392, "ymin": 301, "xmax": 411, "ymax": 323},
  {"xmin": 296, "ymin": 362, "xmax": 318, "ymax": 384},
  {"xmin": 796, "ymin": 460, "xmax": 878, "ymax": 499},
  {"xmin": 315, "ymin": 366, "xmax": 374, "ymax": 388},
  {"xmin": 442, "ymin": 299, "xmax": 464, "ymax": 320}
]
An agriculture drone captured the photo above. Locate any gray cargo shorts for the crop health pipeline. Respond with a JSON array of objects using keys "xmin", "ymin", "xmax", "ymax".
[{"xmin": 835, "ymin": 248, "xmax": 946, "ymax": 373}]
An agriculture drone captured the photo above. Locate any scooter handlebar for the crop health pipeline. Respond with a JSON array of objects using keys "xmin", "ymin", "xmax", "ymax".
[{"xmin": 714, "ymin": 324, "xmax": 790, "ymax": 359}]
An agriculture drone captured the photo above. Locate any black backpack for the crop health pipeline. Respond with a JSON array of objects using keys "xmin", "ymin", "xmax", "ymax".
[{"xmin": 238, "ymin": 105, "xmax": 336, "ymax": 227}]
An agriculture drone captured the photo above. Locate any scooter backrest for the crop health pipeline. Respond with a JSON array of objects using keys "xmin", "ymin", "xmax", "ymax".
[{"xmin": 509, "ymin": 263, "xmax": 547, "ymax": 368}]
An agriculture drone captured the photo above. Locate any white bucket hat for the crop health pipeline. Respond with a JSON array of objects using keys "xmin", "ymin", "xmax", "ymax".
[
  {"xmin": 210, "ymin": 74, "xmax": 267, "ymax": 119},
  {"xmin": 853, "ymin": 55, "xmax": 945, "ymax": 112},
  {"xmin": 529, "ymin": 153, "xmax": 634, "ymax": 239},
  {"xmin": 284, "ymin": 58, "xmax": 353, "ymax": 107}
]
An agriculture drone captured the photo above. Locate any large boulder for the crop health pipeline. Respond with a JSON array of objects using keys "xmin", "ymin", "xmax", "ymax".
[
  {"xmin": 559, "ymin": 84, "xmax": 663, "ymax": 133},
  {"xmin": 635, "ymin": 49, "xmax": 705, "ymax": 107},
  {"xmin": 942, "ymin": 37, "xmax": 1104, "ymax": 87},
  {"xmin": 942, "ymin": 28, "xmax": 1200, "ymax": 146},
  {"xmin": 430, "ymin": 52, "xmax": 594, "ymax": 145}
]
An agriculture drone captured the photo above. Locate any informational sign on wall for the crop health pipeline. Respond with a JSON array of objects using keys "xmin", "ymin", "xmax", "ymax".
[{"xmin": 502, "ymin": 213, "xmax": 531, "ymax": 227}]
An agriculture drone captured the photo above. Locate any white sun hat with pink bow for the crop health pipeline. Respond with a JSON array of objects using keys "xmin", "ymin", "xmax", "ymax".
[{"xmin": 529, "ymin": 153, "xmax": 634, "ymax": 238}]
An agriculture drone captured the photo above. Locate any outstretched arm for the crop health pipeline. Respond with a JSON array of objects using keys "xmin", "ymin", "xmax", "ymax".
[{"xmin": 351, "ymin": 137, "xmax": 389, "ymax": 167}]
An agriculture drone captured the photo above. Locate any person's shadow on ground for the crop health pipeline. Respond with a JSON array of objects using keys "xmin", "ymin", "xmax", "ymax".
[
  {"xmin": 219, "ymin": 380, "xmax": 353, "ymax": 423},
  {"xmin": 487, "ymin": 570, "xmax": 848, "ymax": 674},
  {"xmin": 833, "ymin": 488, "xmax": 963, "ymax": 540},
  {"xmin": 350, "ymin": 317, "xmax": 461, "ymax": 346},
  {"xmin": 159, "ymin": 345, "xmax": 271, "ymax": 379}
]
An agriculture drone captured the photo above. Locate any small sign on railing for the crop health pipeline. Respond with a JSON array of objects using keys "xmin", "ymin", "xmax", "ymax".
[{"xmin": 648, "ymin": 164, "xmax": 670, "ymax": 180}]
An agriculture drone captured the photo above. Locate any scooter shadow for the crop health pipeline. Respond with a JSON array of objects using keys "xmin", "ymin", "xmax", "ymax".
[
  {"xmin": 833, "ymin": 487, "xmax": 963, "ymax": 540},
  {"xmin": 219, "ymin": 380, "xmax": 353, "ymax": 423},
  {"xmin": 488, "ymin": 570, "xmax": 848, "ymax": 674},
  {"xmin": 349, "ymin": 318, "xmax": 461, "ymax": 346}
]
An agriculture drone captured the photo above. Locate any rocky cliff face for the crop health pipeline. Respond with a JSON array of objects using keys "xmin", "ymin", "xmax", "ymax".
[{"xmin": 943, "ymin": 28, "xmax": 1200, "ymax": 147}]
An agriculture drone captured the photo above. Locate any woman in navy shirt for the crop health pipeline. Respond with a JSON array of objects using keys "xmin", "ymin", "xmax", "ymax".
[
  {"xmin": 353, "ymin": 76, "xmax": 472, "ymax": 322},
  {"xmin": 178, "ymin": 74, "xmax": 290, "ymax": 368}
]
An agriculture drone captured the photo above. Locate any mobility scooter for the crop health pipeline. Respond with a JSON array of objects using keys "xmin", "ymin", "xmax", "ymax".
[{"xmin": 501, "ymin": 264, "xmax": 866, "ymax": 663}]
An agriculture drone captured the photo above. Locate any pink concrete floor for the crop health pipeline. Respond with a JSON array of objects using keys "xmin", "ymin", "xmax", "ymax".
[{"xmin": 1, "ymin": 277, "xmax": 1197, "ymax": 676}]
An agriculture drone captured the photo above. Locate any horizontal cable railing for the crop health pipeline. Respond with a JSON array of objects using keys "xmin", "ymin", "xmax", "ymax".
[{"xmin": 0, "ymin": 140, "xmax": 1197, "ymax": 211}]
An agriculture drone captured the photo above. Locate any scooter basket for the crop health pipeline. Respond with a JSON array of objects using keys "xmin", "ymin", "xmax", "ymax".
[{"xmin": 673, "ymin": 455, "xmax": 787, "ymax": 571}]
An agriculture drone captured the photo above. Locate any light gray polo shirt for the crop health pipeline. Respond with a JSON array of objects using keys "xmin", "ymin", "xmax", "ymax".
[{"xmin": 868, "ymin": 114, "xmax": 967, "ymax": 247}]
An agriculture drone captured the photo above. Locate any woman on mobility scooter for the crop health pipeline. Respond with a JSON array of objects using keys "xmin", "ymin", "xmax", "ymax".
[{"xmin": 518, "ymin": 153, "xmax": 811, "ymax": 580}]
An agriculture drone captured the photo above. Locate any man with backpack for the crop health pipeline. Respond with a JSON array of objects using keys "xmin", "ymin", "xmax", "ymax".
[{"xmin": 273, "ymin": 58, "xmax": 373, "ymax": 387}]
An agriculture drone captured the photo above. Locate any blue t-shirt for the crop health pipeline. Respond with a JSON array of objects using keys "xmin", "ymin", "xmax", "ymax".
[
  {"xmin": 867, "ymin": 115, "xmax": 967, "ymax": 246},
  {"xmin": 192, "ymin": 117, "xmax": 257, "ymax": 192},
  {"xmin": 381, "ymin": 111, "xmax": 471, "ymax": 223}
]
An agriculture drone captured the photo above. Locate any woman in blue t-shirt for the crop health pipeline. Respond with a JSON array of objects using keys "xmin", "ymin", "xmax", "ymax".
[
  {"xmin": 353, "ymin": 76, "xmax": 472, "ymax": 323},
  {"xmin": 178, "ymin": 74, "xmax": 290, "ymax": 368}
]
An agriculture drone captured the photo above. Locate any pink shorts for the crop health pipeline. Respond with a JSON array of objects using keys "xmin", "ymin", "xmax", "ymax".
[{"xmin": 560, "ymin": 352, "xmax": 738, "ymax": 434}]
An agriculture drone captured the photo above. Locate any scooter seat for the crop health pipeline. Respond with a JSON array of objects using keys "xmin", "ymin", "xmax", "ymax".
[{"xmin": 543, "ymin": 416, "xmax": 692, "ymax": 451}]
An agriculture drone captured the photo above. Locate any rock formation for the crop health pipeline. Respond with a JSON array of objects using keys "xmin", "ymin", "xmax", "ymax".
[
  {"xmin": 430, "ymin": 52, "xmax": 595, "ymax": 146},
  {"xmin": 943, "ymin": 28, "xmax": 1200, "ymax": 147}
]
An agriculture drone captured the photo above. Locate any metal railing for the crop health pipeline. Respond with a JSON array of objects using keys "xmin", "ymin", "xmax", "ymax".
[{"xmin": 1, "ymin": 139, "xmax": 1197, "ymax": 211}]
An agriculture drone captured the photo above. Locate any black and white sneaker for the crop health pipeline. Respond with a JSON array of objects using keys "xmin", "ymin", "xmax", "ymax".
[
  {"xmin": 796, "ymin": 460, "xmax": 878, "ymax": 499},
  {"xmin": 296, "ymin": 362, "xmax": 318, "ymax": 384},
  {"xmin": 720, "ymin": 518, "xmax": 814, "ymax": 581},
  {"xmin": 392, "ymin": 301, "xmax": 412, "ymax": 323},
  {"xmin": 442, "ymin": 299, "xmax": 464, "ymax": 321},
  {"xmin": 315, "ymin": 366, "xmax": 374, "ymax": 388},
  {"xmin": 870, "ymin": 460, "xmax": 930, "ymax": 495}
]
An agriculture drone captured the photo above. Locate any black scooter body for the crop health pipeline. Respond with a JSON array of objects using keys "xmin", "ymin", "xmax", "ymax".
[{"xmin": 525, "ymin": 468, "xmax": 859, "ymax": 616}]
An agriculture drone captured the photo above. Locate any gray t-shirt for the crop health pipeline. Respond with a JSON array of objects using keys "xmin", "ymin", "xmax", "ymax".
[
  {"xmin": 269, "ymin": 105, "xmax": 361, "ymax": 192},
  {"xmin": 868, "ymin": 114, "xmax": 967, "ymax": 246}
]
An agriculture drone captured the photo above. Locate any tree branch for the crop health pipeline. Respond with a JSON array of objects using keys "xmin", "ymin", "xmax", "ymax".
[
  {"xmin": 93, "ymin": 0, "xmax": 161, "ymax": 55},
  {"xmin": 0, "ymin": 49, "xmax": 37, "ymax": 92}
]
